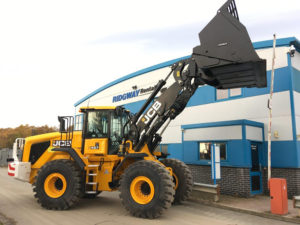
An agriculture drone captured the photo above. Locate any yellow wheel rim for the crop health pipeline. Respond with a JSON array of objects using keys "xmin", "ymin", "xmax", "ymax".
[
  {"xmin": 130, "ymin": 176, "xmax": 154, "ymax": 204},
  {"xmin": 173, "ymin": 173, "xmax": 179, "ymax": 190},
  {"xmin": 44, "ymin": 173, "xmax": 67, "ymax": 198}
]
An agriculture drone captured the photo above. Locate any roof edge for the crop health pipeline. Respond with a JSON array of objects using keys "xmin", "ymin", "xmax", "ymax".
[
  {"xmin": 74, "ymin": 36, "xmax": 299, "ymax": 107},
  {"xmin": 74, "ymin": 55, "xmax": 190, "ymax": 106},
  {"xmin": 252, "ymin": 36, "xmax": 298, "ymax": 49}
]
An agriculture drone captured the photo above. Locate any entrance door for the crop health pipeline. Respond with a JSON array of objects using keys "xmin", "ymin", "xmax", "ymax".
[{"xmin": 250, "ymin": 142, "xmax": 262, "ymax": 194}]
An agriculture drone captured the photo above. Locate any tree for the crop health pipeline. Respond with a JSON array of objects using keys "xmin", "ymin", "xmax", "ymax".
[{"xmin": 0, "ymin": 125, "xmax": 57, "ymax": 149}]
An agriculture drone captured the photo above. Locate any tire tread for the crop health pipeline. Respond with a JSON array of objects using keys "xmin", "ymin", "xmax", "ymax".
[{"xmin": 160, "ymin": 158, "xmax": 193, "ymax": 204}]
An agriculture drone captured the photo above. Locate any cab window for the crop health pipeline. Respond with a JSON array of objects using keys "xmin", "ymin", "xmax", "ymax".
[
  {"xmin": 110, "ymin": 112, "xmax": 122, "ymax": 142},
  {"xmin": 86, "ymin": 111, "xmax": 108, "ymax": 138},
  {"xmin": 110, "ymin": 111, "xmax": 130, "ymax": 141}
]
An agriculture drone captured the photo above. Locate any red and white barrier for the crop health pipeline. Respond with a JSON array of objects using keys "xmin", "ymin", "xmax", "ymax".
[
  {"xmin": 8, "ymin": 162, "xmax": 16, "ymax": 177},
  {"xmin": 7, "ymin": 161, "xmax": 31, "ymax": 182}
]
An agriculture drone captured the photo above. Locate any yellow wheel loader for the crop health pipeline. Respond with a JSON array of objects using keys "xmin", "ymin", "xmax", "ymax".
[{"xmin": 8, "ymin": 0, "xmax": 267, "ymax": 218}]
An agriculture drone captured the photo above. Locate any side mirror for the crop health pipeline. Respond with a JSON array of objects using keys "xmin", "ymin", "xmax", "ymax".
[{"xmin": 58, "ymin": 116, "xmax": 66, "ymax": 132}]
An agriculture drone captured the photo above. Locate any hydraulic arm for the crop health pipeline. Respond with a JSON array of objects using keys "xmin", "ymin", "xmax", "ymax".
[{"xmin": 127, "ymin": 0, "xmax": 267, "ymax": 153}]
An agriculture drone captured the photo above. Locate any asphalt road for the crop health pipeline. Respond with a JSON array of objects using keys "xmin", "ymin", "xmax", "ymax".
[{"xmin": 0, "ymin": 167, "xmax": 296, "ymax": 225}]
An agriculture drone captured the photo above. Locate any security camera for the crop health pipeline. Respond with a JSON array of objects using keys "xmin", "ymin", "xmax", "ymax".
[{"xmin": 289, "ymin": 45, "xmax": 295, "ymax": 57}]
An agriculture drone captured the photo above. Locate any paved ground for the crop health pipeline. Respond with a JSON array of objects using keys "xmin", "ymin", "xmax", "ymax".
[{"xmin": 0, "ymin": 168, "xmax": 297, "ymax": 225}]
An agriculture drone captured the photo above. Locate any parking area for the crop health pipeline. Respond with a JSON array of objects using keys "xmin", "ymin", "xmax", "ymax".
[{"xmin": 0, "ymin": 168, "xmax": 296, "ymax": 225}]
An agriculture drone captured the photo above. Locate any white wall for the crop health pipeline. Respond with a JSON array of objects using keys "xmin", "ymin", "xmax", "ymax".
[
  {"xmin": 294, "ymin": 92, "xmax": 300, "ymax": 138},
  {"xmin": 256, "ymin": 47, "xmax": 289, "ymax": 71},
  {"xmin": 292, "ymin": 51, "xmax": 300, "ymax": 139},
  {"xmin": 75, "ymin": 66, "xmax": 175, "ymax": 110},
  {"xmin": 183, "ymin": 126, "xmax": 242, "ymax": 141},
  {"xmin": 160, "ymin": 125, "xmax": 182, "ymax": 144},
  {"xmin": 246, "ymin": 126, "xmax": 263, "ymax": 142},
  {"xmin": 292, "ymin": 51, "xmax": 300, "ymax": 71}
]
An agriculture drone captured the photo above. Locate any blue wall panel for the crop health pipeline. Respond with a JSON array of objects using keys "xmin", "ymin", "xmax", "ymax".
[
  {"xmin": 183, "ymin": 141, "xmax": 199, "ymax": 163},
  {"xmin": 166, "ymin": 143, "xmax": 183, "ymax": 161},
  {"xmin": 243, "ymin": 67, "xmax": 291, "ymax": 98},
  {"xmin": 297, "ymin": 141, "xmax": 300, "ymax": 166},
  {"xmin": 292, "ymin": 67, "xmax": 300, "ymax": 93},
  {"xmin": 227, "ymin": 140, "xmax": 251, "ymax": 167},
  {"xmin": 261, "ymin": 141, "xmax": 298, "ymax": 168},
  {"xmin": 187, "ymin": 85, "xmax": 215, "ymax": 107},
  {"xmin": 122, "ymin": 100, "xmax": 146, "ymax": 114}
]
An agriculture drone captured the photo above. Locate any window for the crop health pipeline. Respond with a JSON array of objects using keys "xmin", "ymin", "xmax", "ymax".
[
  {"xmin": 199, "ymin": 142, "xmax": 227, "ymax": 160},
  {"xmin": 122, "ymin": 113, "xmax": 130, "ymax": 137},
  {"xmin": 74, "ymin": 114, "xmax": 83, "ymax": 131},
  {"xmin": 216, "ymin": 88, "xmax": 242, "ymax": 100},
  {"xmin": 217, "ymin": 142, "xmax": 227, "ymax": 160},
  {"xmin": 110, "ymin": 111, "xmax": 130, "ymax": 140},
  {"xmin": 230, "ymin": 88, "xmax": 242, "ymax": 97},
  {"xmin": 86, "ymin": 111, "xmax": 108, "ymax": 138},
  {"xmin": 110, "ymin": 112, "xmax": 122, "ymax": 142},
  {"xmin": 216, "ymin": 89, "xmax": 228, "ymax": 100}
]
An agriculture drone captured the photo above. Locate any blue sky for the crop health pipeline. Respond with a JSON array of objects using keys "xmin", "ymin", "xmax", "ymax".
[{"xmin": 0, "ymin": 0, "xmax": 299, "ymax": 128}]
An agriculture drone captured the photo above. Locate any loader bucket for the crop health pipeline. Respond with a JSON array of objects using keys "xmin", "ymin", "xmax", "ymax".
[{"xmin": 192, "ymin": 0, "xmax": 267, "ymax": 89}]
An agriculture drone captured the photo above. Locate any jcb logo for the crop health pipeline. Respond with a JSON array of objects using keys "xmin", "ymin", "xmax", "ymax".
[
  {"xmin": 52, "ymin": 140, "xmax": 71, "ymax": 147},
  {"xmin": 141, "ymin": 101, "xmax": 162, "ymax": 124}
]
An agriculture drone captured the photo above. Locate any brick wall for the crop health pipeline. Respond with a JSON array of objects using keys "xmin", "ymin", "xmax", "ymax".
[
  {"xmin": 262, "ymin": 168, "xmax": 300, "ymax": 199},
  {"xmin": 188, "ymin": 164, "xmax": 251, "ymax": 197},
  {"xmin": 188, "ymin": 164, "xmax": 300, "ymax": 198}
]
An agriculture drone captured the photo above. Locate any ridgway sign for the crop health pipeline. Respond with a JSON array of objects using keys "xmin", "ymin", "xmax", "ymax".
[{"xmin": 112, "ymin": 85, "xmax": 157, "ymax": 103}]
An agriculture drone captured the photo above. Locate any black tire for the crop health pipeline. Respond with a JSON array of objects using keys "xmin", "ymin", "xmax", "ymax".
[
  {"xmin": 160, "ymin": 158, "xmax": 193, "ymax": 204},
  {"xmin": 33, "ymin": 159, "xmax": 82, "ymax": 210},
  {"xmin": 119, "ymin": 160, "xmax": 175, "ymax": 219}
]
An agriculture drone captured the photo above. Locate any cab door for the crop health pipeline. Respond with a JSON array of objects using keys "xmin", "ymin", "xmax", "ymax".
[
  {"xmin": 83, "ymin": 110, "xmax": 109, "ymax": 155},
  {"xmin": 108, "ymin": 110, "xmax": 129, "ymax": 155}
]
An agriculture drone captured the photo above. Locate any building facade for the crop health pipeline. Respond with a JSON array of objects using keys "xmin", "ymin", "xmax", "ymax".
[{"xmin": 74, "ymin": 37, "xmax": 300, "ymax": 198}]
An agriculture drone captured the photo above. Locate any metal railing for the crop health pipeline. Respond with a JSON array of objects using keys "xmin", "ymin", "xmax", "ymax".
[{"xmin": 193, "ymin": 182, "xmax": 220, "ymax": 202}]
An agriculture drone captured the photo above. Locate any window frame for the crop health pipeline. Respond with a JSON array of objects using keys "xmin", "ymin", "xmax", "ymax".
[
  {"xmin": 215, "ymin": 88, "xmax": 243, "ymax": 101},
  {"xmin": 198, "ymin": 141, "xmax": 227, "ymax": 162},
  {"xmin": 85, "ymin": 110, "xmax": 110, "ymax": 139},
  {"xmin": 74, "ymin": 114, "xmax": 84, "ymax": 131}
]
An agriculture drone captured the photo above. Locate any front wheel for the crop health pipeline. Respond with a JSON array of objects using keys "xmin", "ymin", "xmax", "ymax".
[
  {"xmin": 119, "ymin": 160, "xmax": 175, "ymax": 218},
  {"xmin": 160, "ymin": 158, "xmax": 193, "ymax": 204},
  {"xmin": 33, "ymin": 160, "xmax": 82, "ymax": 210}
]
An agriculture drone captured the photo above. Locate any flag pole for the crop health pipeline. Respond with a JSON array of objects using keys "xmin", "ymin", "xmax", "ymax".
[{"xmin": 268, "ymin": 34, "xmax": 276, "ymax": 184}]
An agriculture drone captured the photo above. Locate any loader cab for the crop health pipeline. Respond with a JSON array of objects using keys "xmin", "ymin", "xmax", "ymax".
[{"xmin": 80, "ymin": 106, "xmax": 130, "ymax": 155}]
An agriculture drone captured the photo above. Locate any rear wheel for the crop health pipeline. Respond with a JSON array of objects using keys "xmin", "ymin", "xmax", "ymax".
[
  {"xmin": 160, "ymin": 158, "xmax": 193, "ymax": 204},
  {"xmin": 119, "ymin": 160, "xmax": 175, "ymax": 218},
  {"xmin": 33, "ymin": 160, "xmax": 82, "ymax": 210}
]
